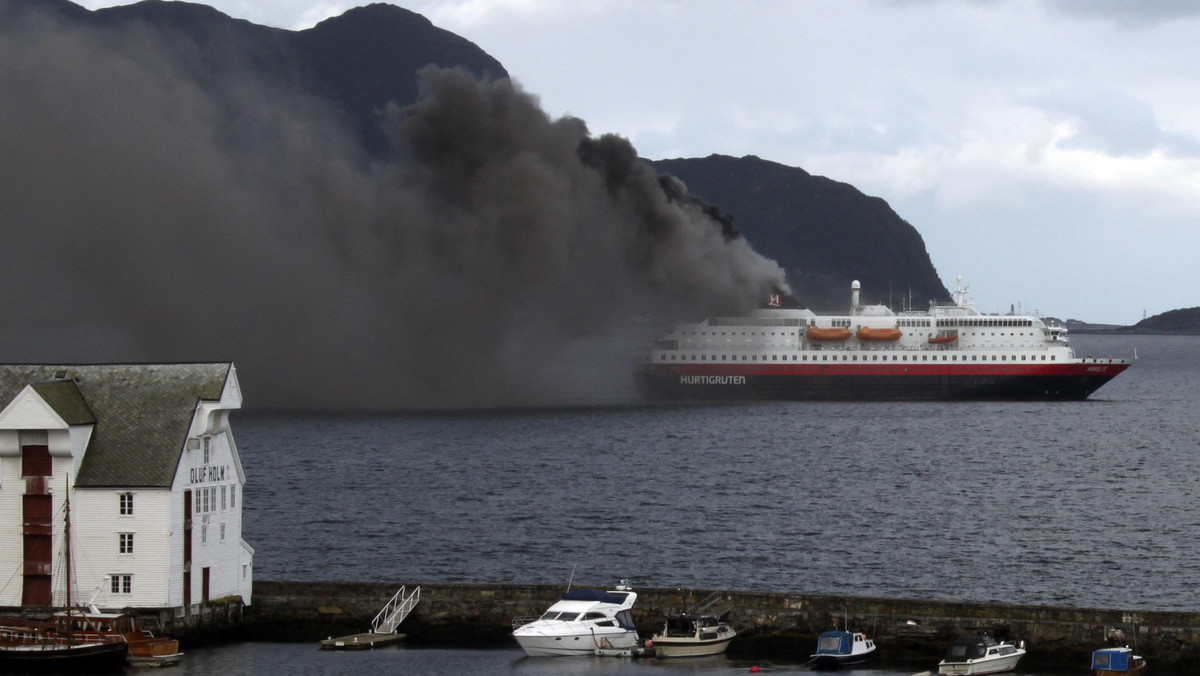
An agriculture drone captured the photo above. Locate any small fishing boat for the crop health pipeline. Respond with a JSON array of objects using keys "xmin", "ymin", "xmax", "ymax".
[
  {"xmin": 0, "ymin": 622, "xmax": 129, "ymax": 673},
  {"xmin": 937, "ymin": 634, "xmax": 1025, "ymax": 675},
  {"xmin": 811, "ymin": 629, "xmax": 876, "ymax": 668},
  {"xmin": 1091, "ymin": 646, "xmax": 1146, "ymax": 675},
  {"xmin": 55, "ymin": 609, "xmax": 181, "ymax": 666},
  {"xmin": 648, "ymin": 612, "xmax": 736, "ymax": 658},
  {"xmin": 511, "ymin": 582, "xmax": 638, "ymax": 657}
]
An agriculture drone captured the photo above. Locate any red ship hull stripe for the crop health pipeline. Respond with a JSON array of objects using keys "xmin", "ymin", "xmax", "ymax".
[{"xmin": 650, "ymin": 362, "xmax": 1131, "ymax": 377}]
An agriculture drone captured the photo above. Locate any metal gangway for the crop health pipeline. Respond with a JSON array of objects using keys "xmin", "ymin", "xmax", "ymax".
[
  {"xmin": 372, "ymin": 585, "xmax": 421, "ymax": 635},
  {"xmin": 688, "ymin": 590, "xmax": 734, "ymax": 619}
]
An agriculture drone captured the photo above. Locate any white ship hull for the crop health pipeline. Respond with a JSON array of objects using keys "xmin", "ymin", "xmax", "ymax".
[{"xmin": 513, "ymin": 626, "xmax": 638, "ymax": 656}]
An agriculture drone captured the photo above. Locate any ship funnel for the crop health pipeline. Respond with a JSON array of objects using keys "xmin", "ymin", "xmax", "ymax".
[{"xmin": 851, "ymin": 280, "xmax": 861, "ymax": 312}]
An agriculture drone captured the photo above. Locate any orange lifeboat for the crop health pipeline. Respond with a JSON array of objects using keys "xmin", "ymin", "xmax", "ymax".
[
  {"xmin": 806, "ymin": 327, "xmax": 852, "ymax": 341},
  {"xmin": 856, "ymin": 327, "xmax": 902, "ymax": 341},
  {"xmin": 928, "ymin": 332, "xmax": 958, "ymax": 344}
]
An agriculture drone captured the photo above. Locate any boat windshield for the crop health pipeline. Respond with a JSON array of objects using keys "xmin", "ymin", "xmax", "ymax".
[
  {"xmin": 945, "ymin": 636, "xmax": 996, "ymax": 661},
  {"xmin": 818, "ymin": 634, "xmax": 848, "ymax": 653},
  {"xmin": 539, "ymin": 611, "xmax": 580, "ymax": 621}
]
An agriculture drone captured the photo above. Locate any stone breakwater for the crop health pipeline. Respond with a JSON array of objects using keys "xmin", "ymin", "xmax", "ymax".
[{"xmin": 246, "ymin": 581, "xmax": 1199, "ymax": 671}]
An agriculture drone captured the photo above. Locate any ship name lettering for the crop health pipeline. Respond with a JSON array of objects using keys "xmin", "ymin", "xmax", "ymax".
[
  {"xmin": 1086, "ymin": 366, "xmax": 1106, "ymax": 373},
  {"xmin": 680, "ymin": 375, "xmax": 746, "ymax": 385}
]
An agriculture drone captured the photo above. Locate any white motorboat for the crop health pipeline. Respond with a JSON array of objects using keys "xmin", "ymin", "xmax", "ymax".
[
  {"xmin": 512, "ymin": 583, "xmax": 639, "ymax": 656},
  {"xmin": 938, "ymin": 634, "xmax": 1026, "ymax": 675},
  {"xmin": 811, "ymin": 629, "xmax": 876, "ymax": 668},
  {"xmin": 648, "ymin": 612, "xmax": 736, "ymax": 658}
]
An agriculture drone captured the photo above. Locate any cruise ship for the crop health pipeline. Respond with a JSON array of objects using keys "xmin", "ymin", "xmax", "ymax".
[{"xmin": 634, "ymin": 280, "xmax": 1132, "ymax": 401}]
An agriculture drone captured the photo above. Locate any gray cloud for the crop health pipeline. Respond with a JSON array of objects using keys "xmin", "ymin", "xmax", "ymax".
[
  {"xmin": 0, "ymin": 13, "xmax": 787, "ymax": 409},
  {"xmin": 1041, "ymin": 0, "xmax": 1200, "ymax": 28},
  {"xmin": 1029, "ymin": 88, "xmax": 1200, "ymax": 157}
]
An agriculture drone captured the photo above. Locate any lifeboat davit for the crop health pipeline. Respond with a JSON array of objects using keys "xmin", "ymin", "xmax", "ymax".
[
  {"xmin": 928, "ymin": 332, "xmax": 958, "ymax": 344},
  {"xmin": 806, "ymin": 327, "xmax": 852, "ymax": 341},
  {"xmin": 856, "ymin": 327, "xmax": 902, "ymax": 341}
]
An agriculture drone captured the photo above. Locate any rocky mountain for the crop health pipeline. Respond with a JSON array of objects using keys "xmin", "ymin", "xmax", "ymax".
[
  {"xmin": 0, "ymin": 0, "xmax": 507, "ymax": 157},
  {"xmin": 651, "ymin": 155, "xmax": 950, "ymax": 311}
]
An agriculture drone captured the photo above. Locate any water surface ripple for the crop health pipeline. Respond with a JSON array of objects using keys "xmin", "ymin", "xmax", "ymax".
[{"xmin": 238, "ymin": 335, "xmax": 1198, "ymax": 611}]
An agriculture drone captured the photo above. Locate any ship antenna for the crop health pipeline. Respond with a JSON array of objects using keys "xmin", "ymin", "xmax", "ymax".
[{"xmin": 565, "ymin": 561, "xmax": 577, "ymax": 592}]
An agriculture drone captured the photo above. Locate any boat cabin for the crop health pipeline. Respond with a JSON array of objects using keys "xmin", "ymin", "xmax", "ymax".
[
  {"xmin": 944, "ymin": 634, "xmax": 1015, "ymax": 661},
  {"xmin": 662, "ymin": 613, "xmax": 724, "ymax": 638},
  {"xmin": 816, "ymin": 629, "xmax": 873, "ymax": 655},
  {"xmin": 54, "ymin": 609, "xmax": 139, "ymax": 636},
  {"xmin": 1092, "ymin": 647, "xmax": 1140, "ymax": 671},
  {"xmin": 537, "ymin": 589, "xmax": 635, "ymax": 630}
]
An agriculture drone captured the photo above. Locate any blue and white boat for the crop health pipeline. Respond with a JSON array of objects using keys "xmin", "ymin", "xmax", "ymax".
[
  {"xmin": 811, "ymin": 629, "xmax": 876, "ymax": 668},
  {"xmin": 1091, "ymin": 646, "xmax": 1146, "ymax": 675}
]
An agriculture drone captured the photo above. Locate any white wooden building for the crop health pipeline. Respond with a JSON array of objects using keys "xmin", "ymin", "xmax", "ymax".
[{"xmin": 0, "ymin": 363, "xmax": 253, "ymax": 619}]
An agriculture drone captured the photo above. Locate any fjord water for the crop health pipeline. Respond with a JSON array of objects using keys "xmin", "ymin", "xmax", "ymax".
[
  {"xmin": 208, "ymin": 334, "xmax": 1194, "ymax": 674},
  {"xmin": 239, "ymin": 334, "xmax": 1194, "ymax": 610}
]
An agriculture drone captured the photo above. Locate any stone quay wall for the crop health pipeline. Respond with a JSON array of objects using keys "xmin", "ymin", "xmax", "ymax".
[{"xmin": 247, "ymin": 581, "xmax": 1200, "ymax": 672}]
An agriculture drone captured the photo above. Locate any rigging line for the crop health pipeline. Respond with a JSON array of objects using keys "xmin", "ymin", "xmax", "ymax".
[{"xmin": 0, "ymin": 560, "xmax": 23, "ymax": 598}]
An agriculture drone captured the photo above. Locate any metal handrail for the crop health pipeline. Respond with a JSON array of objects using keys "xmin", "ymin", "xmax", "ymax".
[
  {"xmin": 371, "ymin": 586, "xmax": 420, "ymax": 634},
  {"xmin": 511, "ymin": 615, "xmax": 542, "ymax": 630}
]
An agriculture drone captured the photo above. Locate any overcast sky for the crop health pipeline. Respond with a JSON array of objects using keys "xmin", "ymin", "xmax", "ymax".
[{"xmin": 79, "ymin": 0, "xmax": 1200, "ymax": 324}]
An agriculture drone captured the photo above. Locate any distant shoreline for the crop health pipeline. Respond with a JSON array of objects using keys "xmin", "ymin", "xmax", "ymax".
[{"xmin": 1071, "ymin": 327, "xmax": 1200, "ymax": 335}]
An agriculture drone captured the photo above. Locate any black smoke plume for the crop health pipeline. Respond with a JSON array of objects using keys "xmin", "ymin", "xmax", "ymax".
[{"xmin": 0, "ymin": 9, "xmax": 788, "ymax": 409}]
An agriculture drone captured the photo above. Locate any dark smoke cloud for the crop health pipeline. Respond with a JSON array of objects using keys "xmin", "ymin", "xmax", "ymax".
[{"xmin": 0, "ymin": 11, "xmax": 788, "ymax": 410}]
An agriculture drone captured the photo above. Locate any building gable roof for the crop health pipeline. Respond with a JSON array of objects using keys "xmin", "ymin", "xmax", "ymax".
[
  {"xmin": 0, "ymin": 364, "xmax": 233, "ymax": 487},
  {"xmin": 31, "ymin": 380, "xmax": 97, "ymax": 425},
  {"xmin": 0, "ymin": 385, "xmax": 71, "ymax": 430}
]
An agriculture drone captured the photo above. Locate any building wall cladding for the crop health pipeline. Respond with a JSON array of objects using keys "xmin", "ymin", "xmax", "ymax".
[{"xmin": 248, "ymin": 581, "xmax": 1200, "ymax": 670}]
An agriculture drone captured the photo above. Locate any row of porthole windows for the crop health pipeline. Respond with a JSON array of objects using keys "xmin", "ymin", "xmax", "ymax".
[
  {"xmin": 939, "ymin": 318, "xmax": 1035, "ymax": 328},
  {"xmin": 660, "ymin": 353, "xmax": 1058, "ymax": 362}
]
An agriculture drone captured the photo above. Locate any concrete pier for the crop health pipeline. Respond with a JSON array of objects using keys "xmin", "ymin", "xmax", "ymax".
[{"xmin": 247, "ymin": 581, "xmax": 1197, "ymax": 671}]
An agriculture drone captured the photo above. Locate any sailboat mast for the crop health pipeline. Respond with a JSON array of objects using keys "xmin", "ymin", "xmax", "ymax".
[{"xmin": 64, "ymin": 475, "xmax": 73, "ymax": 643}]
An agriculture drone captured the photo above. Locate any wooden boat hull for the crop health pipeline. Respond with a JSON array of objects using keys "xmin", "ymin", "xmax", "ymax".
[
  {"xmin": 0, "ymin": 639, "xmax": 129, "ymax": 672},
  {"xmin": 128, "ymin": 636, "xmax": 182, "ymax": 665}
]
